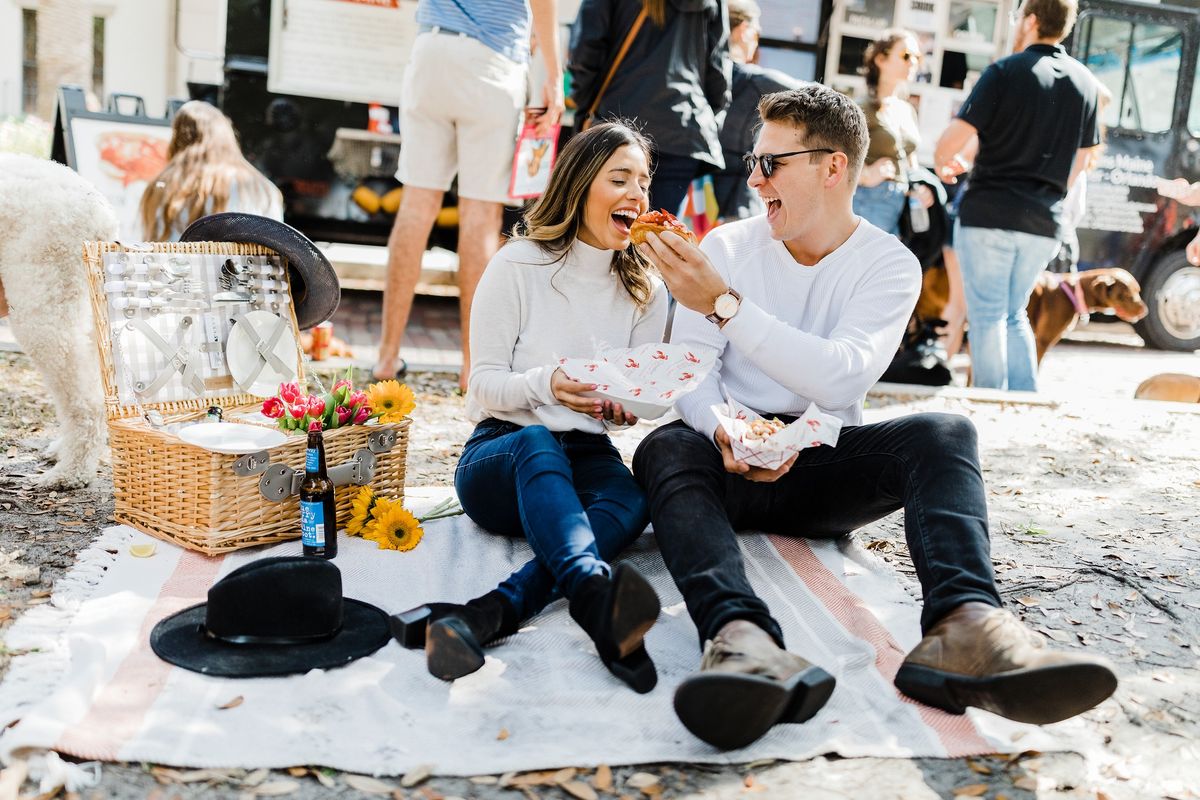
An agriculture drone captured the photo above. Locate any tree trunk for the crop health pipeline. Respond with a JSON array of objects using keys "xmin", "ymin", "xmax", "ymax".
[{"xmin": 36, "ymin": 0, "xmax": 94, "ymax": 121}]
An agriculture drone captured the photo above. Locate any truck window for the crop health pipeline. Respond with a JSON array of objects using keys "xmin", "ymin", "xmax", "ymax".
[
  {"xmin": 1191, "ymin": 51, "xmax": 1200, "ymax": 136},
  {"xmin": 1079, "ymin": 15, "xmax": 1182, "ymax": 134}
]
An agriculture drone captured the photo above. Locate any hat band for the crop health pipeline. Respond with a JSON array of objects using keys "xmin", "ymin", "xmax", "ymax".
[{"xmin": 202, "ymin": 623, "xmax": 342, "ymax": 647}]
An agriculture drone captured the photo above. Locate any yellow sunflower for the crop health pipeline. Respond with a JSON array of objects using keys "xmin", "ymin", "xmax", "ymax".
[
  {"xmin": 366, "ymin": 380, "xmax": 416, "ymax": 424},
  {"xmin": 346, "ymin": 486, "xmax": 377, "ymax": 537},
  {"xmin": 362, "ymin": 502, "xmax": 424, "ymax": 552}
]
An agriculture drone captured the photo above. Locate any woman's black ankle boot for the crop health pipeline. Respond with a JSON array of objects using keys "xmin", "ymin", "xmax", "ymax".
[
  {"xmin": 423, "ymin": 590, "xmax": 520, "ymax": 681},
  {"xmin": 568, "ymin": 563, "xmax": 660, "ymax": 693}
]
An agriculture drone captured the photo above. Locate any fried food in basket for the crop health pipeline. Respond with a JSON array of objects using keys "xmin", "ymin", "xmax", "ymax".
[
  {"xmin": 630, "ymin": 209, "xmax": 698, "ymax": 245},
  {"xmin": 742, "ymin": 418, "xmax": 786, "ymax": 441}
]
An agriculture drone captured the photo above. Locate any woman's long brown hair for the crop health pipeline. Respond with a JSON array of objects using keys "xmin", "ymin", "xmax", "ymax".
[
  {"xmin": 512, "ymin": 121, "xmax": 655, "ymax": 307},
  {"xmin": 139, "ymin": 101, "xmax": 279, "ymax": 240}
]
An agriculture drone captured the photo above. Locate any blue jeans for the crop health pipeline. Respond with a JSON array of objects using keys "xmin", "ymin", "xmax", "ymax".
[
  {"xmin": 955, "ymin": 222, "xmax": 1061, "ymax": 391},
  {"xmin": 454, "ymin": 419, "xmax": 650, "ymax": 620},
  {"xmin": 853, "ymin": 181, "xmax": 907, "ymax": 235}
]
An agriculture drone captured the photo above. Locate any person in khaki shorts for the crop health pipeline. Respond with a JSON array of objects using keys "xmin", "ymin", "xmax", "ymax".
[{"xmin": 375, "ymin": 0, "xmax": 564, "ymax": 390}]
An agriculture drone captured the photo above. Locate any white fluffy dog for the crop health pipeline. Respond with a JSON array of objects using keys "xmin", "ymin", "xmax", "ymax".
[{"xmin": 0, "ymin": 154, "xmax": 118, "ymax": 488}]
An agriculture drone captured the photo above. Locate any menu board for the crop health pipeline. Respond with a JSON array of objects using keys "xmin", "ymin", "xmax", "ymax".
[{"xmin": 268, "ymin": 0, "xmax": 419, "ymax": 105}]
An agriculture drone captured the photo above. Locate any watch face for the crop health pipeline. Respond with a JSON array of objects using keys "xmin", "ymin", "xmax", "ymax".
[{"xmin": 715, "ymin": 293, "xmax": 739, "ymax": 318}]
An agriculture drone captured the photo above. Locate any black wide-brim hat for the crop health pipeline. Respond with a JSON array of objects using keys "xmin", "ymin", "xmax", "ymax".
[
  {"xmin": 179, "ymin": 213, "xmax": 340, "ymax": 330},
  {"xmin": 150, "ymin": 556, "xmax": 390, "ymax": 678}
]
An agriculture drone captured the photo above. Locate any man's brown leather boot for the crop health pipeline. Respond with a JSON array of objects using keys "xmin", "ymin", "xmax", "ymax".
[
  {"xmin": 895, "ymin": 602, "xmax": 1118, "ymax": 724},
  {"xmin": 674, "ymin": 620, "xmax": 836, "ymax": 750}
]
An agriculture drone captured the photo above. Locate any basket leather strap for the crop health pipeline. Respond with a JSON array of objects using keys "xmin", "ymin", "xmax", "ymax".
[
  {"xmin": 129, "ymin": 316, "xmax": 206, "ymax": 398},
  {"xmin": 233, "ymin": 313, "xmax": 293, "ymax": 388}
]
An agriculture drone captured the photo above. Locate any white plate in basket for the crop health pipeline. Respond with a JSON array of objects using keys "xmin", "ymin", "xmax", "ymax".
[
  {"xmin": 226, "ymin": 310, "xmax": 299, "ymax": 397},
  {"xmin": 178, "ymin": 422, "xmax": 287, "ymax": 454}
]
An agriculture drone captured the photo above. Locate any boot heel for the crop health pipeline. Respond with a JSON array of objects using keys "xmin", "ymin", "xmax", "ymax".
[
  {"xmin": 390, "ymin": 605, "xmax": 432, "ymax": 649},
  {"xmin": 605, "ymin": 645, "xmax": 658, "ymax": 694},
  {"xmin": 426, "ymin": 617, "xmax": 485, "ymax": 681},
  {"xmin": 779, "ymin": 666, "xmax": 837, "ymax": 724},
  {"xmin": 610, "ymin": 564, "xmax": 661, "ymax": 659},
  {"xmin": 894, "ymin": 663, "xmax": 965, "ymax": 714}
]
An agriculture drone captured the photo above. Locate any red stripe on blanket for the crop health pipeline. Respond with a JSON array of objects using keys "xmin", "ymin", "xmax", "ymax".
[
  {"xmin": 55, "ymin": 550, "xmax": 225, "ymax": 760},
  {"xmin": 767, "ymin": 535, "xmax": 994, "ymax": 757}
]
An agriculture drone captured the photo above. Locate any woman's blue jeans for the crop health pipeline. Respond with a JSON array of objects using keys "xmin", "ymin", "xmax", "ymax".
[
  {"xmin": 454, "ymin": 419, "xmax": 650, "ymax": 621},
  {"xmin": 955, "ymin": 221, "xmax": 1061, "ymax": 391},
  {"xmin": 853, "ymin": 180, "xmax": 907, "ymax": 235}
]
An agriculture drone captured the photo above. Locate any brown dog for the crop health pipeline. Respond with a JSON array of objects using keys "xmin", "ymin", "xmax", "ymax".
[
  {"xmin": 918, "ymin": 266, "xmax": 1148, "ymax": 364},
  {"xmin": 1134, "ymin": 373, "xmax": 1200, "ymax": 402}
]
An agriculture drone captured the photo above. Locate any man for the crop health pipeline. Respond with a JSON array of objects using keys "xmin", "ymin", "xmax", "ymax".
[
  {"xmin": 374, "ymin": 0, "xmax": 564, "ymax": 390},
  {"xmin": 634, "ymin": 85, "xmax": 1117, "ymax": 750},
  {"xmin": 934, "ymin": 0, "xmax": 1100, "ymax": 391}
]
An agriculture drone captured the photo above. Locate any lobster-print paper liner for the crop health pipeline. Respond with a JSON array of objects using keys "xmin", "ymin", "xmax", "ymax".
[
  {"xmin": 557, "ymin": 343, "xmax": 718, "ymax": 420},
  {"xmin": 712, "ymin": 400, "xmax": 843, "ymax": 469}
]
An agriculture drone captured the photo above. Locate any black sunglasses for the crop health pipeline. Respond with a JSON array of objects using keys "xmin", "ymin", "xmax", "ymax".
[{"xmin": 743, "ymin": 148, "xmax": 835, "ymax": 178}]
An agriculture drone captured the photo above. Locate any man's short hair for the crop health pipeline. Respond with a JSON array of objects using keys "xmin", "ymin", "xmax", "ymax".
[
  {"xmin": 1021, "ymin": 0, "xmax": 1078, "ymax": 41},
  {"xmin": 757, "ymin": 85, "xmax": 868, "ymax": 180}
]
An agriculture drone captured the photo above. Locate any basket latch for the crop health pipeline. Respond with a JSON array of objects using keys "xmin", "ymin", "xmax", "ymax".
[
  {"xmin": 251, "ymin": 448, "xmax": 380, "ymax": 502},
  {"xmin": 367, "ymin": 429, "xmax": 397, "ymax": 454},
  {"xmin": 232, "ymin": 450, "xmax": 273, "ymax": 477}
]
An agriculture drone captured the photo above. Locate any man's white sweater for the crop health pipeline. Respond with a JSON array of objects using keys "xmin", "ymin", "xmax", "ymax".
[
  {"xmin": 673, "ymin": 215, "xmax": 921, "ymax": 442},
  {"xmin": 467, "ymin": 237, "xmax": 669, "ymax": 433}
]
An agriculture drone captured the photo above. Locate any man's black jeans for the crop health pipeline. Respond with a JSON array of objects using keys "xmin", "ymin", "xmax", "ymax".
[{"xmin": 632, "ymin": 413, "xmax": 1002, "ymax": 649}]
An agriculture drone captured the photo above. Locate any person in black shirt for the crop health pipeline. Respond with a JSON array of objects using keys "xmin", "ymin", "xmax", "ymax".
[{"xmin": 934, "ymin": 0, "xmax": 1099, "ymax": 391}]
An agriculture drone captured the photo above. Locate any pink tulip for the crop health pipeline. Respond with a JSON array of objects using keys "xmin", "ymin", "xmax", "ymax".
[
  {"xmin": 279, "ymin": 381, "xmax": 302, "ymax": 404},
  {"xmin": 308, "ymin": 420, "xmax": 323, "ymax": 432},
  {"xmin": 261, "ymin": 397, "xmax": 285, "ymax": 419},
  {"xmin": 347, "ymin": 390, "xmax": 368, "ymax": 409},
  {"xmin": 353, "ymin": 405, "xmax": 372, "ymax": 424},
  {"xmin": 306, "ymin": 395, "xmax": 326, "ymax": 417},
  {"xmin": 288, "ymin": 404, "xmax": 306, "ymax": 420},
  {"xmin": 336, "ymin": 405, "xmax": 352, "ymax": 425}
]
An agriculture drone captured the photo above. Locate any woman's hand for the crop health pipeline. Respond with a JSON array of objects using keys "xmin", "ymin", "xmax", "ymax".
[
  {"xmin": 601, "ymin": 400, "xmax": 637, "ymax": 427},
  {"xmin": 551, "ymin": 368, "xmax": 604, "ymax": 418},
  {"xmin": 859, "ymin": 158, "xmax": 897, "ymax": 188},
  {"xmin": 911, "ymin": 183, "xmax": 935, "ymax": 209}
]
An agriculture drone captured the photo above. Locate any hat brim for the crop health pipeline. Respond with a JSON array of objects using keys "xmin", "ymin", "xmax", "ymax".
[
  {"xmin": 150, "ymin": 597, "xmax": 390, "ymax": 678},
  {"xmin": 179, "ymin": 213, "xmax": 341, "ymax": 330}
]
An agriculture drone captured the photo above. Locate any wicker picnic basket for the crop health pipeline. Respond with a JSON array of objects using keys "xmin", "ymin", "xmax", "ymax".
[{"xmin": 85, "ymin": 241, "xmax": 409, "ymax": 555}]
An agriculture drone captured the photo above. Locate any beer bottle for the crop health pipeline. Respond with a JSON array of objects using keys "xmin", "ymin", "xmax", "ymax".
[{"xmin": 300, "ymin": 422, "xmax": 338, "ymax": 559}]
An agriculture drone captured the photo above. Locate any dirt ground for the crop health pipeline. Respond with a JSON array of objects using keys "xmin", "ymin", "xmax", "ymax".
[{"xmin": 1, "ymin": 342, "xmax": 1198, "ymax": 800}]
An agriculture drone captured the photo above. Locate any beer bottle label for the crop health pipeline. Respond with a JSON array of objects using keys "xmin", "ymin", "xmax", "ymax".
[
  {"xmin": 301, "ymin": 500, "xmax": 325, "ymax": 547},
  {"xmin": 306, "ymin": 447, "xmax": 319, "ymax": 473}
]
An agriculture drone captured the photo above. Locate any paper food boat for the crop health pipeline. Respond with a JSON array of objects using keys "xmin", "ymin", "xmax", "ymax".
[
  {"xmin": 557, "ymin": 343, "xmax": 718, "ymax": 420},
  {"xmin": 712, "ymin": 400, "xmax": 843, "ymax": 469}
]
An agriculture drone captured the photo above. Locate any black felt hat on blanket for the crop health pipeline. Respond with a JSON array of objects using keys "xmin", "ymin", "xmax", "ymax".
[
  {"xmin": 179, "ymin": 212, "xmax": 340, "ymax": 330},
  {"xmin": 150, "ymin": 556, "xmax": 390, "ymax": 678}
]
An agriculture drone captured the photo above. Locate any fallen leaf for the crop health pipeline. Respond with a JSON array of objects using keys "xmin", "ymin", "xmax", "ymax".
[
  {"xmin": 1015, "ymin": 596, "xmax": 1040, "ymax": 607},
  {"xmin": 313, "ymin": 770, "xmax": 336, "ymax": 789},
  {"xmin": 286, "ymin": 768, "xmax": 306, "ymax": 778},
  {"xmin": 498, "ymin": 772, "xmax": 517, "ymax": 788},
  {"xmin": 496, "ymin": 727, "xmax": 509, "ymax": 741},
  {"xmin": 400, "ymin": 765, "xmax": 434, "ymax": 789},
  {"xmin": 563, "ymin": 780, "xmax": 598, "ymax": 800},
  {"xmin": 252, "ymin": 780, "xmax": 300, "ymax": 796},
  {"xmin": 1013, "ymin": 775, "xmax": 1039, "ymax": 791},
  {"xmin": 243, "ymin": 768, "xmax": 269, "ymax": 786},
  {"xmin": 952, "ymin": 784, "xmax": 988, "ymax": 797},
  {"xmin": 553, "ymin": 767, "xmax": 577, "ymax": 784},
  {"xmin": 217, "ymin": 696, "xmax": 244, "ymax": 710},
  {"xmin": 348, "ymin": 774, "xmax": 397, "ymax": 793},
  {"xmin": 626, "ymin": 772, "xmax": 659, "ymax": 789},
  {"xmin": 743, "ymin": 774, "xmax": 766, "ymax": 792},
  {"xmin": 469, "ymin": 776, "xmax": 498, "ymax": 785},
  {"xmin": 966, "ymin": 760, "xmax": 992, "ymax": 775},
  {"xmin": 0, "ymin": 607, "xmax": 11, "ymax": 622},
  {"xmin": 593, "ymin": 765, "xmax": 613, "ymax": 792}
]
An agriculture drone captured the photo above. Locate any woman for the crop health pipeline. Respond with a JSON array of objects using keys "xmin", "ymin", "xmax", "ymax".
[
  {"xmin": 399, "ymin": 122, "xmax": 668, "ymax": 693},
  {"xmin": 139, "ymin": 101, "xmax": 283, "ymax": 241},
  {"xmin": 854, "ymin": 30, "xmax": 933, "ymax": 236},
  {"xmin": 569, "ymin": 0, "xmax": 729, "ymax": 217}
]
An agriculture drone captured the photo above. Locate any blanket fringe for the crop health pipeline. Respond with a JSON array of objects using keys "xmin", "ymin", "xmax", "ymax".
[{"xmin": 0, "ymin": 527, "xmax": 133, "ymax": 755}]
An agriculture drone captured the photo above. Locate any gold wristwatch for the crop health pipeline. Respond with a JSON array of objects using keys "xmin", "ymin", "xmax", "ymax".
[{"xmin": 705, "ymin": 287, "xmax": 742, "ymax": 325}]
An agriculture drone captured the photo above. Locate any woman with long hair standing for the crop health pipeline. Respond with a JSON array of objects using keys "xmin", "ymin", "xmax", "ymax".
[
  {"xmin": 854, "ymin": 30, "xmax": 933, "ymax": 235},
  {"xmin": 139, "ymin": 100, "xmax": 283, "ymax": 241},
  {"xmin": 396, "ymin": 122, "xmax": 668, "ymax": 692},
  {"xmin": 569, "ymin": 0, "xmax": 730, "ymax": 216}
]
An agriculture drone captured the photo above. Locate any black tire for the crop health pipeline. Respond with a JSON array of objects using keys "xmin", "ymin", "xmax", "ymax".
[{"xmin": 1133, "ymin": 250, "xmax": 1200, "ymax": 351}]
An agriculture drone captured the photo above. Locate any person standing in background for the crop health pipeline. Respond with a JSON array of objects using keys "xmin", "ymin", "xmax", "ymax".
[
  {"xmin": 853, "ymin": 29, "xmax": 934, "ymax": 237},
  {"xmin": 934, "ymin": 0, "xmax": 1099, "ymax": 391},
  {"xmin": 711, "ymin": 0, "xmax": 803, "ymax": 222},
  {"xmin": 373, "ymin": 0, "xmax": 564, "ymax": 392},
  {"xmin": 569, "ymin": 0, "xmax": 731, "ymax": 217},
  {"xmin": 139, "ymin": 101, "xmax": 284, "ymax": 241}
]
